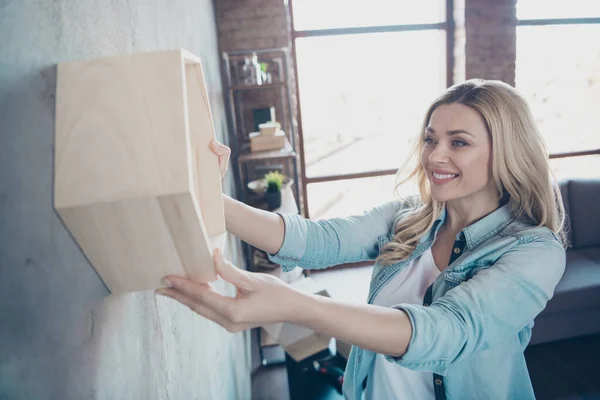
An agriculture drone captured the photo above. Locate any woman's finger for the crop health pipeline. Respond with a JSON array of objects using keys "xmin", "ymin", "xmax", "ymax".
[
  {"xmin": 157, "ymin": 287, "xmax": 203, "ymax": 313},
  {"xmin": 209, "ymin": 138, "xmax": 229, "ymax": 156},
  {"xmin": 157, "ymin": 288, "xmax": 241, "ymax": 331},
  {"xmin": 209, "ymin": 139, "xmax": 231, "ymax": 176},
  {"xmin": 164, "ymin": 275, "xmax": 236, "ymax": 317},
  {"xmin": 162, "ymin": 275, "xmax": 209, "ymax": 299}
]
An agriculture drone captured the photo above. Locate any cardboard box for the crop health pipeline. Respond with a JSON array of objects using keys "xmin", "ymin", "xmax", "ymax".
[
  {"xmin": 258, "ymin": 121, "xmax": 280, "ymax": 136},
  {"xmin": 262, "ymin": 277, "xmax": 333, "ymax": 361},
  {"xmin": 54, "ymin": 49, "xmax": 225, "ymax": 294},
  {"xmin": 249, "ymin": 130, "xmax": 286, "ymax": 152},
  {"xmin": 260, "ymin": 328, "xmax": 279, "ymax": 347}
]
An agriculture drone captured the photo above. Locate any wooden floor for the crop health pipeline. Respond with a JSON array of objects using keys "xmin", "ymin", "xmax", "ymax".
[{"xmin": 252, "ymin": 333, "xmax": 600, "ymax": 400}]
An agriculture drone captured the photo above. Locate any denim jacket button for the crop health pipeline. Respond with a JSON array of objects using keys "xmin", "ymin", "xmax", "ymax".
[
  {"xmin": 453, "ymin": 247, "xmax": 461, "ymax": 254},
  {"xmin": 435, "ymin": 378, "xmax": 443, "ymax": 386},
  {"xmin": 424, "ymin": 303, "xmax": 429, "ymax": 307}
]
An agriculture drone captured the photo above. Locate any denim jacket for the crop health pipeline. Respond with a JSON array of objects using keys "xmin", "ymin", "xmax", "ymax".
[{"xmin": 268, "ymin": 201, "xmax": 566, "ymax": 400}]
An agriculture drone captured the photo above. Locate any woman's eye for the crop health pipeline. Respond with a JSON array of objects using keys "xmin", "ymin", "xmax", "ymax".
[
  {"xmin": 424, "ymin": 136, "xmax": 435, "ymax": 145},
  {"xmin": 452, "ymin": 139, "xmax": 468, "ymax": 147}
]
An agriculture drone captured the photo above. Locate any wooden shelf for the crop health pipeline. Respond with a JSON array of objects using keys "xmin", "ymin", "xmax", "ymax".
[
  {"xmin": 237, "ymin": 137, "xmax": 295, "ymax": 163},
  {"xmin": 54, "ymin": 49, "xmax": 226, "ymax": 294},
  {"xmin": 230, "ymin": 82, "xmax": 285, "ymax": 91}
]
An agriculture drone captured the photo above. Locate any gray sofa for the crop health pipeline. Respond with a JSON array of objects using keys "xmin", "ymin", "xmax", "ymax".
[{"xmin": 530, "ymin": 178, "xmax": 600, "ymax": 345}]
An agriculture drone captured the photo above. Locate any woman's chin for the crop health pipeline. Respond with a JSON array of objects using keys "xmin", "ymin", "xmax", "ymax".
[{"xmin": 430, "ymin": 188, "xmax": 462, "ymax": 203}]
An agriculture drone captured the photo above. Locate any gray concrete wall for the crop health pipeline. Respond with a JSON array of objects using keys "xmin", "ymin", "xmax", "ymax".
[{"xmin": 0, "ymin": 1, "xmax": 250, "ymax": 399}]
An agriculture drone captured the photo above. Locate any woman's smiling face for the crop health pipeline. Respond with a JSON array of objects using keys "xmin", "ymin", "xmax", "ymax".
[{"xmin": 421, "ymin": 103, "xmax": 496, "ymax": 204}]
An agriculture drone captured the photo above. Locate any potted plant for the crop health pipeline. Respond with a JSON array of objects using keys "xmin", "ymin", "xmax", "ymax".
[{"xmin": 264, "ymin": 171, "xmax": 285, "ymax": 210}]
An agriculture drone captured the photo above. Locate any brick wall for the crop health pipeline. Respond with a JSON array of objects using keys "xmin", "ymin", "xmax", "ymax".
[
  {"xmin": 464, "ymin": 0, "xmax": 517, "ymax": 85},
  {"xmin": 215, "ymin": 0, "xmax": 291, "ymax": 52}
]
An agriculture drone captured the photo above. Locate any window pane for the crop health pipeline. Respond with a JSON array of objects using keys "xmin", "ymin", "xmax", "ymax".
[
  {"xmin": 292, "ymin": 0, "xmax": 445, "ymax": 31},
  {"xmin": 307, "ymin": 173, "xmax": 419, "ymax": 220},
  {"xmin": 516, "ymin": 25, "xmax": 600, "ymax": 154},
  {"xmin": 517, "ymin": 0, "xmax": 600, "ymax": 20},
  {"xmin": 550, "ymin": 155, "xmax": 600, "ymax": 181},
  {"xmin": 296, "ymin": 31, "xmax": 447, "ymax": 178}
]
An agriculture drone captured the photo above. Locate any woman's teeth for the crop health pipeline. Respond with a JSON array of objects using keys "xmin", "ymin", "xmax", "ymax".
[{"xmin": 433, "ymin": 172, "xmax": 458, "ymax": 179}]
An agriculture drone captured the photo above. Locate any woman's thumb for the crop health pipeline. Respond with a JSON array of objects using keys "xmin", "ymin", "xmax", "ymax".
[{"xmin": 214, "ymin": 248, "xmax": 250, "ymax": 289}]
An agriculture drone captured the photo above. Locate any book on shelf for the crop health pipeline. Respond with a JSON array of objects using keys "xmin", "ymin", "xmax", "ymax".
[{"xmin": 249, "ymin": 130, "xmax": 286, "ymax": 152}]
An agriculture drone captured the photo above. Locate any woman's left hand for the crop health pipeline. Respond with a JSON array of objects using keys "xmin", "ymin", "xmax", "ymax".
[{"xmin": 156, "ymin": 249, "xmax": 299, "ymax": 333}]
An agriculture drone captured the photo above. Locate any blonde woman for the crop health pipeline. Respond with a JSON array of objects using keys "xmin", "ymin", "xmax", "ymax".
[{"xmin": 158, "ymin": 79, "xmax": 567, "ymax": 400}]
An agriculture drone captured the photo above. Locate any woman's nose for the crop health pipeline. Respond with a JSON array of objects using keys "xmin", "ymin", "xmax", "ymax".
[{"xmin": 429, "ymin": 145, "xmax": 450, "ymax": 163}]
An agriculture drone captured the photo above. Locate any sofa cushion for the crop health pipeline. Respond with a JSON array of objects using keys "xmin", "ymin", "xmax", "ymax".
[
  {"xmin": 578, "ymin": 246, "xmax": 600, "ymax": 263},
  {"xmin": 558, "ymin": 180, "xmax": 573, "ymax": 247},
  {"xmin": 569, "ymin": 179, "xmax": 600, "ymax": 248},
  {"xmin": 543, "ymin": 250, "xmax": 600, "ymax": 314}
]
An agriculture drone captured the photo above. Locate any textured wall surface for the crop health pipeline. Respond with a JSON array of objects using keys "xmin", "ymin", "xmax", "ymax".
[{"xmin": 0, "ymin": 1, "xmax": 250, "ymax": 399}]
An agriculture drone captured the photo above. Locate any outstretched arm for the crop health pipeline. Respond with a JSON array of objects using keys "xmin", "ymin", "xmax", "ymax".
[
  {"xmin": 158, "ymin": 249, "xmax": 413, "ymax": 357},
  {"xmin": 223, "ymin": 194, "xmax": 285, "ymax": 255}
]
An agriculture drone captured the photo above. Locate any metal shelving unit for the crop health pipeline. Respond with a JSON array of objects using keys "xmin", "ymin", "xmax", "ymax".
[{"xmin": 222, "ymin": 47, "xmax": 299, "ymax": 205}]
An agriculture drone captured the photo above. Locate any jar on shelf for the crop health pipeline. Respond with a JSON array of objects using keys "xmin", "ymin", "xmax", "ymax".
[{"xmin": 242, "ymin": 52, "xmax": 264, "ymax": 86}]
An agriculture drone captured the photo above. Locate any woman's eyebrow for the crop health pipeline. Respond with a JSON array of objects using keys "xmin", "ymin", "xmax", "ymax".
[
  {"xmin": 448, "ymin": 129, "xmax": 475, "ymax": 138},
  {"xmin": 426, "ymin": 126, "xmax": 475, "ymax": 138}
]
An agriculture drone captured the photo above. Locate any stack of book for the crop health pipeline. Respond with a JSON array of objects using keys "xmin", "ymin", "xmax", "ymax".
[{"xmin": 249, "ymin": 121, "xmax": 286, "ymax": 152}]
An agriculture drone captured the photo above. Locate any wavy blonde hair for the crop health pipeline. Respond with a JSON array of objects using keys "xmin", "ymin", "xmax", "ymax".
[{"xmin": 377, "ymin": 79, "xmax": 566, "ymax": 266}]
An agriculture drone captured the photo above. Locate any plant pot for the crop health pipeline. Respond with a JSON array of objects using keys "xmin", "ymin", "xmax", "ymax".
[
  {"xmin": 265, "ymin": 191, "xmax": 282, "ymax": 210},
  {"xmin": 248, "ymin": 177, "xmax": 293, "ymax": 195}
]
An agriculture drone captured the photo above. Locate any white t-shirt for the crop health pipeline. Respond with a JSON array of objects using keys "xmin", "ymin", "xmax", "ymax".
[{"xmin": 366, "ymin": 248, "xmax": 441, "ymax": 400}]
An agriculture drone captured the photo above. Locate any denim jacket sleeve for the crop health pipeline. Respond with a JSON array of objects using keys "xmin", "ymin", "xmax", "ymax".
[
  {"xmin": 388, "ymin": 233, "xmax": 566, "ymax": 375},
  {"xmin": 267, "ymin": 200, "xmax": 404, "ymax": 271}
]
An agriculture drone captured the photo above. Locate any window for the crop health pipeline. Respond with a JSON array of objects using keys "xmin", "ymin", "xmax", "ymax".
[
  {"xmin": 296, "ymin": 31, "xmax": 446, "ymax": 178},
  {"xmin": 517, "ymin": 0, "xmax": 600, "ymax": 20},
  {"xmin": 516, "ymin": 0, "xmax": 600, "ymax": 168},
  {"xmin": 291, "ymin": 0, "xmax": 452, "ymax": 218}
]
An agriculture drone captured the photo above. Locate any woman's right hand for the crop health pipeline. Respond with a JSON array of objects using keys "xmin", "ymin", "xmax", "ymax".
[
  {"xmin": 158, "ymin": 248, "xmax": 299, "ymax": 332},
  {"xmin": 210, "ymin": 138, "xmax": 231, "ymax": 179}
]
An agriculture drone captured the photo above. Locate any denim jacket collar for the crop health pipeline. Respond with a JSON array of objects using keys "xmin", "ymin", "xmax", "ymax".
[
  {"xmin": 463, "ymin": 204, "xmax": 514, "ymax": 250},
  {"xmin": 421, "ymin": 203, "xmax": 514, "ymax": 251}
]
